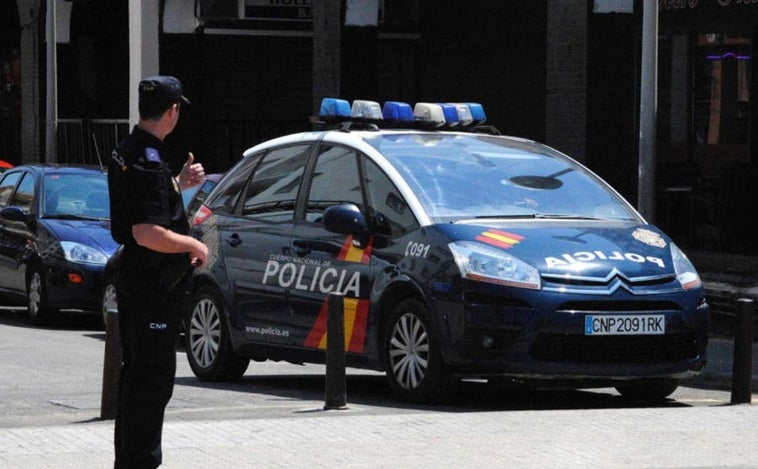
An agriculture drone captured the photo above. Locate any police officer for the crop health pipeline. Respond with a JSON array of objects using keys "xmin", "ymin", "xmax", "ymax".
[{"xmin": 108, "ymin": 75, "xmax": 208, "ymax": 469}]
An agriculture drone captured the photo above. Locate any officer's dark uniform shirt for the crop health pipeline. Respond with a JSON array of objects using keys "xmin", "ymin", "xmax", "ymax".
[{"xmin": 109, "ymin": 125, "xmax": 190, "ymax": 280}]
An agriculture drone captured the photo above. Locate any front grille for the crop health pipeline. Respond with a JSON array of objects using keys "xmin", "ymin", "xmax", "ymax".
[{"xmin": 529, "ymin": 333, "xmax": 700, "ymax": 363}]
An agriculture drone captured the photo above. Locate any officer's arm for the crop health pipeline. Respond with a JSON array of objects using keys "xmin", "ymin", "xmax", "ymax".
[{"xmin": 132, "ymin": 223, "xmax": 208, "ymax": 265}]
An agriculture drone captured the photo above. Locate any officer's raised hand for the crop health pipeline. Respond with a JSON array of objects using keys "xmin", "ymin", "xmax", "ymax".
[{"xmin": 177, "ymin": 152, "xmax": 205, "ymax": 190}]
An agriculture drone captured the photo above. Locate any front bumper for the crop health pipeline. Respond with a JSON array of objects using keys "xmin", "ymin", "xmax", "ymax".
[{"xmin": 45, "ymin": 261, "xmax": 105, "ymax": 311}]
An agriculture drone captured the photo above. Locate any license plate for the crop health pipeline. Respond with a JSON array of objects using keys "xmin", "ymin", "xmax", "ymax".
[{"xmin": 584, "ymin": 314, "xmax": 665, "ymax": 336}]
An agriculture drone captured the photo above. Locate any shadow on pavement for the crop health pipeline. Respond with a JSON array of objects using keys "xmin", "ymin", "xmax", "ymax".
[{"xmin": 173, "ymin": 372, "xmax": 692, "ymax": 413}]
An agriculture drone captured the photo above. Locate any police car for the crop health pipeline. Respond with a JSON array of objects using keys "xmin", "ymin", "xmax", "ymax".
[{"xmin": 184, "ymin": 99, "xmax": 709, "ymax": 403}]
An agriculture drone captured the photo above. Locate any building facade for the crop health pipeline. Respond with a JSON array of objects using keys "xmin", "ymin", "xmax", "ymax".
[{"xmin": 1, "ymin": 0, "xmax": 756, "ymax": 254}]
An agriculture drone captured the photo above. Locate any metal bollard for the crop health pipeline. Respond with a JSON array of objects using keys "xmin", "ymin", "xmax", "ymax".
[
  {"xmin": 730, "ymin": 298, "xmax": 753, "ymax": 405},
  {"xmin": 324, "ymin": 292, "xmax": 348, "ymax": 410},
  {"xmin": 100, "ymin": 308, "xmax": 122, "ymax": 419}
]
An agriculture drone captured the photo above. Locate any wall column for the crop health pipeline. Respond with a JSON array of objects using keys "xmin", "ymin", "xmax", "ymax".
[
  {"xmin": 129, "ymin": 0, "xmax": 160, "ymax": 127},
  {"xmin": 546, "ymin": 0, "xmax": 588, "ymax": 162},
  {"xmin": 18, "ymin": 0, "xmax": 40, "ymax": 163}
]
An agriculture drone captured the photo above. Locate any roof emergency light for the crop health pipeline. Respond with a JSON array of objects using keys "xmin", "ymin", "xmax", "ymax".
[
  {"xmin": 413, "ymin": 103, "xmax": 447, "ymax": 127},
  {"xmin": 319, "ymin": 98, "xmax": 351, "ymax": 119},
  {"xmin": 351, "ymin": 100, "xmax": 383, "ymax": 119},
  {"xmin": 318, "ymin": 98, "xmax": 488, "ymax": 131},
  {"xmin": 438, "ymin": 103, "xmax": 460, "ymax": 126},
  {"xmin": 467, "ymin": 102, "xmax": 486, "ymax": 125},
  {"xmin": 450, "ymin": 103, "xmax": 474, "ymax": 126},
  {"xmin": 382, "ymin": 101, "xmax": 414, "ymax": 122}
]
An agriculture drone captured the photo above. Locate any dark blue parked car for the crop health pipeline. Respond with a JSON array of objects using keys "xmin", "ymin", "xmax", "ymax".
[{"xmin": 0, "ymin": 164, "xmax": 117, "ymax": 324}]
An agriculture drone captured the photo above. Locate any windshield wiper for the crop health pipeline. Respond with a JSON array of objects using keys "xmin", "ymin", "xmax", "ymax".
[
  {"xmin": 46, "ymin": 214, "xmax": 103, "ymax": 221},
  {"xmin": 472, "ymin": 213, "xmax": 605, "ymax": 220}
]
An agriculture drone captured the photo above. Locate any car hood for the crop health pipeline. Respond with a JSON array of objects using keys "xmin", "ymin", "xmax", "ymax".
[
  {"xmin": 41, "ymin": 219, "xmax": 119, "ymax": 255},
  {"xmin": 441, "ymin": 220, "xmax": 684, "ymax": 279}
]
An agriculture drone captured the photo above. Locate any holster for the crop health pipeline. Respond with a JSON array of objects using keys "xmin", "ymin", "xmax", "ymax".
[{"xmin": 158, "ymin": 254, "xmax": 192, "ymax": 293}]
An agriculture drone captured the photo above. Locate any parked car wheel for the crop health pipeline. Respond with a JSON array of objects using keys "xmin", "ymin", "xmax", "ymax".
[
  {"xmin": 383, "ymin": 298, "xmax": 457, "ymax": 403},
  {"xmin": 27, "ymin": 266, "xmax": 55, "ymax": 325},
  {"xmin": 101, "ymin": 280, "xmax": 118, "ymax": 329},
  {"xmin": 185, "ymin": 286, "xmax": 249, "ymax": 381},
  {"xmin": 615, "ymin": 378, "xmax": 679, "ymax": 401}
]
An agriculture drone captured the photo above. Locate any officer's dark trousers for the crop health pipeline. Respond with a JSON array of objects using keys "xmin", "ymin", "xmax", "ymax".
[{"xmin": 113, "ymin": 272, "xmax": 182, "ymax": 469}]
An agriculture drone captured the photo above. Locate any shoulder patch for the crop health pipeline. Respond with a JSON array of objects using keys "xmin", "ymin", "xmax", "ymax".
[{"xmin": 145, "ymin": 147, "xmax": 162, "ymax": 163}]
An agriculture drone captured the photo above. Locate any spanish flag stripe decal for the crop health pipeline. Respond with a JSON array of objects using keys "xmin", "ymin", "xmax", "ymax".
[
  {"xmin": 337, "ymin": 235, "xmax": 354, "ymax": 260},
  {"xmin": 475, "ymin": 229, "xmax": 524, "ymax": 249},
  {"xmin": 487, "ymin": 229, "xmax": 524, "ymax": 242},
  {"xmin": 305, "ymin": 235, "xmax": 373, "ymax": 350},
  {"xmin": 347, "ymin": 299, "xmax": 369, "ymax": 353},
  {"xmin": 304, "ymin": 300, "xmax": 329, "ymax": 348},
  {"xmin": 342, "ymin": 297, "xmax": 358, "ymax": 350}
]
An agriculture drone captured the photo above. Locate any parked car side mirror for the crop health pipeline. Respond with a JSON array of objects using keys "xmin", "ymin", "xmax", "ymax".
[
  {"xmin": 323, "ymin": 203, "xmax": 367, "ymax": 235},
  {"xmin": 1, "ymin": 206, "xmax": 29, "ymax": 222}
]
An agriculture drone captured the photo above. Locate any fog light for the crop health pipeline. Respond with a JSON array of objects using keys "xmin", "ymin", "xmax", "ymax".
[{"xmin": 481, "ymin": 335, "xmax": 494, "ymax": 348}]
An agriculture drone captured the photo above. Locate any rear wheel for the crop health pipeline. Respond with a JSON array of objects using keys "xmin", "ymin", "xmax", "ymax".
[
  {"xmin": 185, "ymin": 286, "xmax": 249, "ymax": 381},
  {"xmin": 383, "ymin": 298, "xmax": 457, "ymax": 403},
  {"xmin": 615, "ymin": 378, "xmax": 679, "ymax": 401}
]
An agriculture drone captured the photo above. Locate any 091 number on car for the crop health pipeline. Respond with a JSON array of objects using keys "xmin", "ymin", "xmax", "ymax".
[{"xmin": 405, "ymin": 241, "xmax": 430, "ymax": 258}]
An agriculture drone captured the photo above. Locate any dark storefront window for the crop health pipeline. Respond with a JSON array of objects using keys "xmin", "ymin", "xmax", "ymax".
[
  {"xmin": 657, "ymin": 28, "xmax": 755, "ymax": 254},
  {"xmin": 693, "ymin": 33, "xmax": 751, "ymax": 149}
]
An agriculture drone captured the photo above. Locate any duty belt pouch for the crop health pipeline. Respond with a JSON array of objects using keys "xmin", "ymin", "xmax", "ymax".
[{"xmin": 158, "ymin": 254, "xmax": 191, "ymax": 292}]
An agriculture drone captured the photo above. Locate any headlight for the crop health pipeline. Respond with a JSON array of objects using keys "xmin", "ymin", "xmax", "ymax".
[
  {"xmin": 449, "ymin": 240, "xmax": 540, "ymax": 289},
  {"xmin": 671, "ymin": 243, "xmax": 701, "ymax": 290},
  {"xmin": 60, "ymin": 241, "xmax": 109, "ymax": 265}
]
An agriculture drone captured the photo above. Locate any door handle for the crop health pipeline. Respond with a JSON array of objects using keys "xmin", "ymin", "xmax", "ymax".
[
  {"xmin": 225, "ymin": 234, "xmax": 242, "ymax": 247},
  {"xmin": 294, "ymin": 247, "xmax": 311, "ymax": 257}
]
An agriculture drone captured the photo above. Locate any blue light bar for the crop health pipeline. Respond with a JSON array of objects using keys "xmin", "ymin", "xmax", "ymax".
[
  {"xmin": 467, "ymin": 103, "xmax": 486, "ymax": 124},
  {"xmin": 319, "ymin": 98, "xmax": 351, "ymax": 118},
  {"xmin": 382, "ymin": 101, "xmax": 414, "ymax": 121},
  {"xmin": 438, "ymin": 103, "xmax": 460, "ymax": 126}
]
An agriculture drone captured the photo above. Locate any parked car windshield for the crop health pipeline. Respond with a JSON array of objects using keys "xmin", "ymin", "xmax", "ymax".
[
  {"xmin": 365, "ymin": 133, "xmax": 638, "ymax": 223},
  {"xmin": 43, "ymin": 172, "xmax": 109, "ymax": 219}
]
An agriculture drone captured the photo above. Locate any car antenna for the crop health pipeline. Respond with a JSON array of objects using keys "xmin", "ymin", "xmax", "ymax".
[{"xmin": 91, "ymin": 132, "xmax": 104, "ymax": 172}]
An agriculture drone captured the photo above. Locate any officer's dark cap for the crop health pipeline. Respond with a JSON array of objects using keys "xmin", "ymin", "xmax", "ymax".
[{"xmin": 138, "ymin": 76, "xmax": 190, "ymax": 118}]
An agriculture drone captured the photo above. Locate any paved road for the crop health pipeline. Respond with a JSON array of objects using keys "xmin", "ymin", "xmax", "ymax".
[{"xmin": 1, "ymin": 307, "xmax": 757, "ymax": 468}]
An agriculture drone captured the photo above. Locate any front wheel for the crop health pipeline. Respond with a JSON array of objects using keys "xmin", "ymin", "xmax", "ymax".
[
  {"xmin": 383, "ymin": 298, "xmax": 457, "ymax": 403},
  {"xmin": 27, "ymin": 267, "xmax": 55, "ymax": 325},
  {"xmin": 101, "ymin": 279, "xmax": 118, "ymax": 329},
  {"xmin": 615, "ymin": 378, "xmax": 679, "ymax": 401},
  {"xmin": 185, "ymin": 286, "xmax": 249, "ymax": 381}
]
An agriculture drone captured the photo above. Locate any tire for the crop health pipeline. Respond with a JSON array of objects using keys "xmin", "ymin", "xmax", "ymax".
[
  {"xmin": 27, "ymin": 267, "xmax": 55, "ymax": 325},
  {"xmin": 185, "ymin": 286, "xmax": 249, "ymax": 381},
  {"xmin": 101, "ymin": 279, "xmax": 118, "ymax": 329},
  {"xmin": 383, "ymin": 298, "xmax": 457, "ymax": 403},
  {"xmin": 615, "ymin": 378, "xmax": 679, "ymax": 401}
]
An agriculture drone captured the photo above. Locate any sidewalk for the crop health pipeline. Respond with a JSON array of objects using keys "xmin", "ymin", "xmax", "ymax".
[
  {"xmin": 0, "ymin": 337, "xmax": 754, "ymax": 469},
  {"xmin": 1, "ymin": 395, "xmax": 757, "ymax": 469}
]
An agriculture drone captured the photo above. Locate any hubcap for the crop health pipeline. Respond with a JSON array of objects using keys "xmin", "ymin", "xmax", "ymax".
[
  {"xmin": 388, "ymin": 312, "xmax": 429, "ymax": 390},
  {"xmin": 28, "ymin": 272, "xmax": 42, "ymax": 317},
  {"xmin": 102, "ymin": 284, "xmax": 118, "ymax": 325},
  {"xmin": 189, "ymin": 297, "xmax": 221, "ymax": 368}
]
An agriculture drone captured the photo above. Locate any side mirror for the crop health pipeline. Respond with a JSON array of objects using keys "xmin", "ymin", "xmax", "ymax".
[
  {"xmin": 323, "ymin": 203, "xmax": 367, "ymax": 235},
  {"xmin": 1, "ymin": 206, "xmax": 28, "ymax": 222}
]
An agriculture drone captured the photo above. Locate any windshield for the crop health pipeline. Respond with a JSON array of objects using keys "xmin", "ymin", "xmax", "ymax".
[
  {"xmin": 43, "ymin": 172, "xmax": 109, "ymax": 219},
  {"xmin": 366, "ymin": 133, "xmax": 638, "ymax": 223}
]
